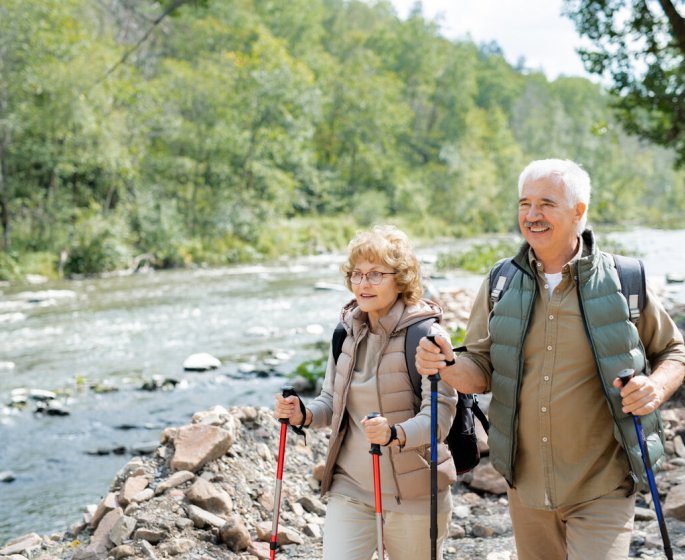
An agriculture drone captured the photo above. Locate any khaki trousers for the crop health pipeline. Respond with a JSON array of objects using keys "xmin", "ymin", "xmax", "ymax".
[
  {"xmin": 508, "ymin": 487, "xmax": 636, "ymax": 560},
  {"xmin": 322, "ymin": 493, "xmax": 450, "ymax": 560}
]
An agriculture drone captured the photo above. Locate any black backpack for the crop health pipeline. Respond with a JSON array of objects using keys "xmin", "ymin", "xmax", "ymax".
[{"xmin": 331, "ymin": 318, "xmax": 489, "ymax": 475}]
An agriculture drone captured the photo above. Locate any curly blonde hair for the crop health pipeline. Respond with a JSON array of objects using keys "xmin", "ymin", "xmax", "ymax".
[{"xmin": 340, "ymin": 225, "xmax": 423, "ymax": 306}]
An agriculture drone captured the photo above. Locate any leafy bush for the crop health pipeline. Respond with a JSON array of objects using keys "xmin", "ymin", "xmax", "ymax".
[
  {"xmin": 437, "ymin": 239, "xmax": 521, "ymax": 274},
  {"xmin": 0, "ymin": 251, "xmax": 21, "ymax": 282}
]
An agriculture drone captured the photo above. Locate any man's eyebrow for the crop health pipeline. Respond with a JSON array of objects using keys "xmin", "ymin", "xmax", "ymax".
[{"xmin": 518, "ymin": 196, "xmax": 558, "ymax": 204}]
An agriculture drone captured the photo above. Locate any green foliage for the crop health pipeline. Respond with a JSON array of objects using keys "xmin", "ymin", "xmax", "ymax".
[
  {"xmin": 292, "ymin": 355, "xmax": 328, "ymax": 385},
  {"xmin": 0, "ymin": 252, "xmax": 21, "ymax": 282},
  {"xmin": 437, "ymin": 239, "xmax": 522, "ymax": 274},
  {"xmin": 0, "ymin": 0, "xmax": 684, "ymax": 280},
  {"xmin": 563, "ymin": 0, "xmax": 685, "ymax": 166}
]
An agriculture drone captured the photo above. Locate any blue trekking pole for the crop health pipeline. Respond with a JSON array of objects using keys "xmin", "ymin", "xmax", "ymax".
[
  {"xmin": 426, "ymin": 335, "xmax": 454, "ymax": 560},
  {"xmin": 617, "ymin": 369, "xmax": 673, "ymax": 560}
]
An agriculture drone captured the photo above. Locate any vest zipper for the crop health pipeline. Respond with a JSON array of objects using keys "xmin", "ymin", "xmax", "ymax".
[{"xmin": 574, "ymin": 262, "xmax": 640, "ymax": 489}]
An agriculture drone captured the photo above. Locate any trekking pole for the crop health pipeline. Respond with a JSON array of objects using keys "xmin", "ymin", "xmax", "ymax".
[
  {"xmin": 367, "ymin": 412, "xmax": 385, "ymax": 560},
  {"xmin": 270, "ymin": 385, "xmax": 297, "ymax": 560},
  {"xmin": 426, "ymin": 335, "xmax": 444, "ymax": 560},
  {"xmin": 617, "ymin": 369, "xmax": 673, "ymax": 560}
]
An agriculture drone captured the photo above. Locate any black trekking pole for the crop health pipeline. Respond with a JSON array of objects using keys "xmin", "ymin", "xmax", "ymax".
[
  {"xmin": 367, "ymin": 412, "xmax": 385, "ymax": 560},
  {"xmin": 426, "ymin": 335, "xmax": 450, "ymax": 560},
  {"xmin": 270, "ymin": 385, "xmax": 297, "ymax": 560},
  {"xmin": 617, "ymin": 369, "xmax": 673, "ymax": 560}
]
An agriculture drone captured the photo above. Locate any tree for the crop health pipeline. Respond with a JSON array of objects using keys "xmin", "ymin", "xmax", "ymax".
[{"xmin": 563, "ymin": 0, "xmax": 685, "ymax": 165}]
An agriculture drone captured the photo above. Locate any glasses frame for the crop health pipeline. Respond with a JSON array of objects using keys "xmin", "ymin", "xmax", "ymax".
[{"xmin": 348, "ymin": 271, "xmax": 397, "ymax": 285}]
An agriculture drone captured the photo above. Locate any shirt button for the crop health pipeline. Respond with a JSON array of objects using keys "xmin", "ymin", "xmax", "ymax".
[
  {"xmin": 541, "ymin": 407, "xmax": 547, "ymax": 412},
  {"xmin": 544, "ymin": 284, "xmax": 549, "ymax": 289},
  {"xmin": 547, "ymin": 345, "xmax": 553, "ymax": 351},
  {"xmin": 542, "ymin": 437, "xmax": 548, "ymax": 443},
  {"xmin": 548, "ymin": 315, "xmax": 554, "ymax": 320},
  {"xmin": 544, "ymin": 376, "xmax": 550, "ymax": 381}
]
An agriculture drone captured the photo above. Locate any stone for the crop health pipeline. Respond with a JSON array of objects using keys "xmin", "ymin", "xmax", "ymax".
[
  {"xmin": 248, "ymin": 541, "xmax": 270, "ymax": 560},
  {"xmin": 132, "ymin": 528, "xmax": 165, "ymax": 544},
  {"xmin": 311, "ymin": 462, "xmax": 325, "ymax": 482},
  {"xmin": 91, "ymin": 508, "xmax": 123, "ymax": 550},
  {"xmin": 0, "ymin": 533, "xmax": 42, "ymax": 556},
  {"xmin": 303, "ymin": 523, "xmax": 321, "ymax": 538},
  {"xmin": 90, "ymin": 492, "xmax": 119, "ymax": 529},
  {"xmin": 255, "ymin": 521, "xmax": 302, "ymax": 545},
  {"xmin": 0, "ymin": 471, "xmax": 16, "ymax": 483},
  {"xmin": 158, "ymin": 538, "xmax": 195, "ymax": 556},
  {"xmin": 164, "ymin": 424, "xmax": 234, "ymax": 472},
  {"xmin": 186, "ymin": 477, "xmax": 232, "ymax": 519},
  {"xmin": 119, "ymin": 476, "xmax": 149, "ymax": 506},
  {"xmin": 111, "ymin": 544, "xmax": 136, "ymax": 559},
  {"xmin": 674, "ymin": 435, "xmax": 685, "ymax": 458},
  {"xmin": 664, "ymin": 483, "xmax": 685, "ymax": 520},
  {"xmin": 634, "ymin": 506, "xmax": 657, "ymax": 521},
  {"xmin": 183, "ymin": 353, "xmax": 221, "ymax": 371},
  {"xmin": 468, "ymin": 463, "xmax": 509, "ymax": 495},
  {"xmin": 219, "ymin": 516, "xmax": 251, "ymax": 551},
  {"xmin": 297, "ymin": 495, "xmax": 326, "ymax": 516},
  {"xmin": 154, "ymin": 470, "xmax": 195, "ymax": 495},
  {"xmin": 131, "ymin": 488, "xmax": 154, "ymax": 503},
  {"xmin": 187, "ymin": 505, "xmax": 227, "ymax": 529},
  {"xmin": 192, "ymin": 405, "xmax": 231, "ymax": 426},
  {"xmin": 109, "ymin": 516, "xmax": 137, "ymax": 546}
]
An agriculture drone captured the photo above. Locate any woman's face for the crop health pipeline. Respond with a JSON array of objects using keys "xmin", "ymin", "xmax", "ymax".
[{"xmin": 349, "ymin": 259, "xmax": 401, "ymax": 321}]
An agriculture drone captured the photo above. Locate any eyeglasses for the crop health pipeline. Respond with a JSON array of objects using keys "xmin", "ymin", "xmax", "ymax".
[{"xmin": 348, "ymin": 271, "xmax": 397, "ymax": 285}]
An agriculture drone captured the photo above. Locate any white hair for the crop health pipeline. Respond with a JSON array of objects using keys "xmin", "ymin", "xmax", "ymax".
[{"xmin": 518, "ymin": 159, "xmax": 591, "ymax": 233}]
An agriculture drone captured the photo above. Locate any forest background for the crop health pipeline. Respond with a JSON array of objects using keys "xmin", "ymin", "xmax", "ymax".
[{"xmin": 1, "ymin": 0, "xmax": 684, "ymax": 281}]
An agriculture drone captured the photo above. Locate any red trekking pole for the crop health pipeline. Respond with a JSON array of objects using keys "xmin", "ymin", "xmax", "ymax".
[
  {"xmin": 367, "ymin": 412, "xmax": 385, "ymax": 559},
  {"xmin": 270, "ymin": 385, "xmax": 297, "ymax": 559}
]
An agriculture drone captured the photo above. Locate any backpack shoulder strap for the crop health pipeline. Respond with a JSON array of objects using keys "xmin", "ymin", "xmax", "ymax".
[
  {"xmin": 332, "ymin": 322, "xmax": 347, "ymax": 364},
  {"xmin": 489, "ymin": 257, "xmax": 518, "ymax": 306},
  {"xmin": 404, "ymin": 317, "xmax": 437, "ymax": 397},
  {"xmin": 612, "ymin": 254, "xmax": 646, "ymax": 324}
]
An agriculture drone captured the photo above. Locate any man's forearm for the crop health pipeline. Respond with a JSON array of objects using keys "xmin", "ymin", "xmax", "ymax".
[
  {"xmin": 440, "ymin": 356, "xmax": 490, "ymax": 394},
  {"xmin": 652, "ymin": 359, "xmax": 685, "ymax": 405}
]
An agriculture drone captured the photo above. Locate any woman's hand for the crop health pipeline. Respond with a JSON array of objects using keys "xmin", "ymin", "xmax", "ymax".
[
  {"xmin": 274, "ymin": 394, "xmax": 305, "ymax": 426},
  {"xmin": 361, "ymin": 414, "xmax": 392, "ymax": 445}
]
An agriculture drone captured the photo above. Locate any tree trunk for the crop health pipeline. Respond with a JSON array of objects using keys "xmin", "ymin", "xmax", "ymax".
[{"xmin": 0, "ymin": 139, "xmax": 9, "ymax": 251}]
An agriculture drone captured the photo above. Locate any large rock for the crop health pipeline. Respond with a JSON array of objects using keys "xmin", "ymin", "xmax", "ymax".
[
  {"xmin": 119, "ymin": 475, "xmax": 149, "ymax": 506},
  {"xmin": 219, "ymin": 516, "xmax": 251, "ymax": 552},
  {"xmin": 183, "ymin": 353, "xmax": 221, "ymax": 371},
  {"xmin": 186, "ymin": 477, "xmax": 232, "ymax": 518},
  {"xmin": 163, "ymin": 424, "xmax": 234, "ymax": 472},
  {"xmin": 664, "ymin": 483, "xmax": 685, "ymax": 521},
  {"xmin": 467, "ymin": 463, "xmax": 509, "ymax": 495},
  {"xmin": 0, "ymin": 533, "xmax": 42, "ymax": 556}
]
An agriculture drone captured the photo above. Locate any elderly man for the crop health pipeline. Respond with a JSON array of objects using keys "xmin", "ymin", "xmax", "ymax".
[{"xmin": 417, "ymin": 159, "xmax": 685, "ymax": 559}]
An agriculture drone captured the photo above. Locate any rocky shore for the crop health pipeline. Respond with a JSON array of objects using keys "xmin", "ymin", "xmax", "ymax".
[
  {"xmin": 2, "ymin": 396, "xmax": 685, "ymax": 560},
  {"xmin": 2, "ymin": 289, "xmax": 685, "ymax": 560}
]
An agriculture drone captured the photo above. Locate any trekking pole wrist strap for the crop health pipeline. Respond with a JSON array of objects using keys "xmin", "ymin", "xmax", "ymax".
[
  {"xmin": 383, "ymin": 424, "xmax": 398, "ymax": 447},
  {"xmin": 289, "ymin": 394, "xmax": 308, "ymax": 445}
]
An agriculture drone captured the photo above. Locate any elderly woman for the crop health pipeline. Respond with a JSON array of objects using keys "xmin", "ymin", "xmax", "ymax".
[{"xmin": 275, "ymin": 225, "xmax": 457, "ymax": 560}]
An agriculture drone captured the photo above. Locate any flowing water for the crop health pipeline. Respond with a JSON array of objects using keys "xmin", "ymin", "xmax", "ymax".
[{"xmin": 1, "ymin": 229, "xmax": 684, "ymax": 543}]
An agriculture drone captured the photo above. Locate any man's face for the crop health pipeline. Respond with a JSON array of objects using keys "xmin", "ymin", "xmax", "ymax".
[{"xmin": 518, "ymin": 177, "xmax": 586, "ymax": 262}]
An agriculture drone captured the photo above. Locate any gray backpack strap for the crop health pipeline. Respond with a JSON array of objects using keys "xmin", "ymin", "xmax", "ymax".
[
  {"xmin": 404, "ymin": 317, "xmax": 437, "ymax": 397},
  {"xmin": 612, "ymin": 254, "xmax": 646, "ymax": 324},
  {"xmin": 489, "ymin": 257, "xmax": 518, "ymax": 306}
]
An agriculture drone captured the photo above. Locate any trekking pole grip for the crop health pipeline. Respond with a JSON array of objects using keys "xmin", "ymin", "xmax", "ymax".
[
  {"xmin": 280, "ymin": 385, "xmax": 296, "ymax": 425},
  {"xmin": 367, "ymin": 412, "xmax": 382, "ymax": 456},
  {"xmin": 616, "ymin": 368, "xmax": 635, "ymax": 388}
]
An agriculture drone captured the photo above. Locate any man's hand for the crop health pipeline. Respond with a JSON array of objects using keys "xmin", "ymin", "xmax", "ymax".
[
  {"xmin": 274, "ymin": 394, "xmax": 305, "ymax": 425},
  {"xmin": 415, "ymin": 335, "xmax": 455, "ymax": 376},
  {"xmin": 612, "ymin": 375, "xmax": 663, "ymax": 416}
]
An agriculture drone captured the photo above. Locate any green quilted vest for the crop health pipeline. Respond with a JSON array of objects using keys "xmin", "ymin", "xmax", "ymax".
[{"xmin": 488, "ymin": 230, "xmax": 664, "ymax": 492}]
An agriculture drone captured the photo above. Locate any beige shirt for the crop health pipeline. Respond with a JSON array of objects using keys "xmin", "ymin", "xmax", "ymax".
[{"xmin": 460, "ymin": 243, "xmax": 685, "ymax": 509}]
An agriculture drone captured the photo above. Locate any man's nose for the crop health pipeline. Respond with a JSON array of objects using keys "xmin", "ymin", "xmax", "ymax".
[{"xmin": 526, "ymin": 204, "xmax": 542, "ymax": 219}]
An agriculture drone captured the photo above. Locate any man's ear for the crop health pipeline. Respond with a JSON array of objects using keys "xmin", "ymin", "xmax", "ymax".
[{"xmin": 575, "ymin": 202, "xmax": 587, "ymax": 223}]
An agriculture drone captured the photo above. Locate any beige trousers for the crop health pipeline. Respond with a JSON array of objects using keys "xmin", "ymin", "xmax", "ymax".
[
  {"xmin": 322, "ymin": 493, "xmax": 450, "ymax": 560},
  {"xmin": 508, "ymin": 486, "xmax": 636, "ymax": 560}
]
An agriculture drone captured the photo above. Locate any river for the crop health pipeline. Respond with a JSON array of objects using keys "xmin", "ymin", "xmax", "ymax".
[{"xmin": 1, "ymin": 228, "xmax": 684, "ymax": 543}]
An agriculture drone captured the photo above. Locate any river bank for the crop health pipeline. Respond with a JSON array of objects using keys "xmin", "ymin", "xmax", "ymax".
[{"xmin": 2, "ymin": 399, "xmax": 685, "ymax": 560}]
